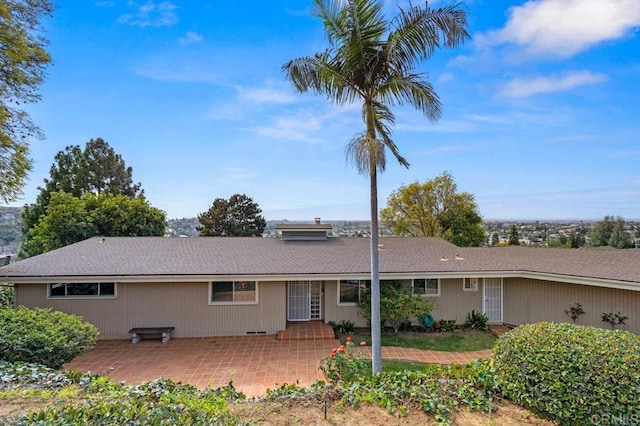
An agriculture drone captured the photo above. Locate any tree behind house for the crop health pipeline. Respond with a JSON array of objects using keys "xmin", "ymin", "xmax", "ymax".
[
  {"xmin": 197, "ymin": 194, "xmax": 266, "ymax": 237},
  {"xmin": 588, "ymin": 216, "xmax": 633, "ymax": 249},
  {"xmin": 20, "ymin": 192, "xmax": 166, "ymax": 257},
  {"xmin": 22, "ymin": 138, "xmax": 143, "ymax": 235},
  {"xmin": 380, "ymin": 172, "xmax": 484, "ymax": 246},
  {"xmin": 508, "ymin": 224, "xmax": 520, "ymax": 246}
]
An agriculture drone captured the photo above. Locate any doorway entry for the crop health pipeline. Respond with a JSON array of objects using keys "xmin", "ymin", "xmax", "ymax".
[
  {"xmin": 483, "ymin": 278, "xmax": 503, "ymax": 323},
  {"xmin": 287, "ymin": 281, "xmax": 322, "ymax": 321}
]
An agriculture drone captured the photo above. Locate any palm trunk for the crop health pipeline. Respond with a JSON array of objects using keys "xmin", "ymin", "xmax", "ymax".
[
  {"xmin": 365, "ymin": 97, "xmax": 383, "ymax": 374},
  {"xmin": 370, "ymin": 164, "xmax": 382, "ymax": 374}
]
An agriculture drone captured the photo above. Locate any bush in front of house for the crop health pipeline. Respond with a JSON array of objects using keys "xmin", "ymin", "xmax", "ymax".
[
  {"xmin": 358, "ymin": 281, "xmax": 435, "ymax": 333},
  {"xmin": 464, "ymin": 310, "xmax": 489, "ymax": 331},
  {"xmin": 0, "ymin": 306, "xmax": 99, "ymax": 369},
  {"xmin": 492, "ymin": 322, "xmax": 640, "ymax": 424}
]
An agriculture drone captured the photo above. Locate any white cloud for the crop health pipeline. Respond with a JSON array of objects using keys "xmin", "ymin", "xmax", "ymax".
[
  {"xmin": 133, "ymin": 60, "xmax": 222, "ymax": 83},
  {"xmin": 437, "ymin": 72, "xmax": 455, "ymax": 83},
  {"xmin": 252, "ymin": 115, "xmax": 324, "ymax": 144},
  {"xmin": 216, "ymin": 167, "xmax": 259, "ymax": 184},
  {"xmin": 419, "ymin": 144, "xmax": 473, "ymax": 156},
  {"xmin": 207, "ymin": 85, "xmax": 300, "ymax": 121},
  {"xmin": 499, "ymin": 70, "xmax": 607, "ymax": 98},
  {"xmin": 478, "ymin": 0, "xmax": 640, "ymax": 58},
  {"xmin": 396, "ymin": 118, "xmax": 476, "ymax": 133},
  {"xmin": 118, "ymin": 1, "xmax": 178, "ymax": 27},
  {"xmin": 179, "ymin": 31, "xmax": 203, "ymax": 46},
  {"xmin": 239, "ymin": 87, "xmax": 297, "ymax": 105}
]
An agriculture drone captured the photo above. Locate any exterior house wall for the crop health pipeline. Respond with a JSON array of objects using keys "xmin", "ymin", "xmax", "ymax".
[
  {"xmin": 429, "ymin": 278, "xmax": 483, "ymax": 324},
  {"xmin": 323, "ymin": 278, "xmax": 483, "ymax": 328},
  {"xmin": 323, "ymin": 280, "xmax": 369, "ymax": 328},
  {"xmin": 503, "ymin": 277, "xmax": 640, "ymax": 334},
  {"xmin": 14, "ymin": 281, "xmax": 287, "ymax": 339}
]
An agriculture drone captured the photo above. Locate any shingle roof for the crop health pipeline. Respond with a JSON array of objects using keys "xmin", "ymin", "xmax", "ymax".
[{"xmin": 1, "ymin": 237, "xmax": 639, "ymax": 286}]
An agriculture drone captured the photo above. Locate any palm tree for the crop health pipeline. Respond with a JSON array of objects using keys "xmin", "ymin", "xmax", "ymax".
[{"xmin": 283, "ymin": 0, "xmax": 469, "ymax": 374}]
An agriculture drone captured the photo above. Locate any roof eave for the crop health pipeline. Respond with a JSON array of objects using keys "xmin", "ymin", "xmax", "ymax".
[{"xmin": 4, "ymin": 270, "xmax": 640, "ymax": 291}]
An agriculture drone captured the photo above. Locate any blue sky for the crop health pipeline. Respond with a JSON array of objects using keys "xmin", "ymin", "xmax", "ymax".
[{"xmin": 9, "ymin": 0, "xmax": 640, "ymax": 221}]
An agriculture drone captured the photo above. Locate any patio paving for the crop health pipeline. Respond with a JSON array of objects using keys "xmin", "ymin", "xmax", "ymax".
[{"xmin": 64, "ymin": 336, "xmax": 492, "ymax": 397}]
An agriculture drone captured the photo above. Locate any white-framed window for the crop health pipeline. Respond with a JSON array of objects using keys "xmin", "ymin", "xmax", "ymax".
[
  {"xmin": 49, "ymin": 282, "xmax": 115, "ymax": 298},
  {"xmin": 412, "ymin": 278, "xmax": 439, "ymax": 297},
  {"xmin": 210, "ymin": 281, "xmax": 258, "ymax": 304},
  {"xmin": 338, "ymin": 280, "xmax": 370, "ymax": 305},
  {"xmin": 464, "ymin": 278, "xmax": 480, "ymax": 292}
]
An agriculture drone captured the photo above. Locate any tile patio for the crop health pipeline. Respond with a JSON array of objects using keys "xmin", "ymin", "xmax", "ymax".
[{"xmin": 64, "ymin": 335, "xmax": 492, "ymax": 397}]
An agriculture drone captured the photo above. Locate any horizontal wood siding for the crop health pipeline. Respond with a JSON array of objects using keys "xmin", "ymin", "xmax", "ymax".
[
  {"xmin": 14, "ymin": 282, "xmax": 286, "ymax": 339},
  {"xmin": 504, "ymin": 277, "xmax": 640, "ymax": 333},
  {"xmin": 429, "ymin": 278, "xmax": 483, "ymax": 324}
]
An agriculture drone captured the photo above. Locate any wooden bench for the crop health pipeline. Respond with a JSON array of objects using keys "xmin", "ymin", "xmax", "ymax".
[{"xmin": 128, "ymin": 327, "xmax": 175, "ymax": 344}]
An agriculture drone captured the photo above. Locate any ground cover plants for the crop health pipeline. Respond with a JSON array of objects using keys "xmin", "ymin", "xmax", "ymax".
[
  {"xmin": 2, "ymin": 322, "xmax": 635, "ymax": 424},
  {"xmin": 317, "ymin": 342, "xmax": 497, "ymax": 423},
  {"xmin": 0, "ymin": 358, "xmax": 501, "ymax": 425},
  {"xmin": 0, "ymin": 363, "xmax": 243, "ymax": 424}
]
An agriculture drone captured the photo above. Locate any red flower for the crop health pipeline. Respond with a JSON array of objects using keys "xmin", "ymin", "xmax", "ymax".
[{"xmin": 346, "ymin": 336, "xmax": 352, "ymax": 342}]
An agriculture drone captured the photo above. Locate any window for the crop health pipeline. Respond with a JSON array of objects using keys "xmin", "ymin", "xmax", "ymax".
[
  {"xmin": 338, "ymin": 280, "xmax": 370, "ymax": 304},
  {"xmin": 49, "ymin": 283, "xmax": 115, "ymax": 298},
  {"xmin": 464, "ymin": 278, "xmax": 480, "ymax": 291},
  {"xmin": 413, "ymin": 278, "xmax": 439, "ymax": 296},
  {"xmin": 210, "ymin": 281, "xmax": 257, "ymax": 304}
]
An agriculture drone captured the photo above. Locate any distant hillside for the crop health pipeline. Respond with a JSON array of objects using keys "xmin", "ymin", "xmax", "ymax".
[
  {"xmin": 165, "ymin": 218, "xmax": 374, "ymax": 237},
  {"xmin": 166, "ymin": 217, "xmax": 200, "ymax": 237},
  {"xmin": 0, "ymin": 207, "xmax": 23, "ymax": 254}
]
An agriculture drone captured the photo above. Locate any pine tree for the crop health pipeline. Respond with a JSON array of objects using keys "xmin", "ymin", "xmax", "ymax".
[{"xmin": 197, "ymin": 194, "xmax": 266, "ymax": 237}]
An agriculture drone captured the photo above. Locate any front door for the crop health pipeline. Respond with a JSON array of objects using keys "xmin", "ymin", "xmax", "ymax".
[
  {"xmin": 483, "ymin": 278, "xmax": 503, "ymax": 323},
  {"xmin": 287, "ymin": 281, "xmax": 322, "ymax": 321}
]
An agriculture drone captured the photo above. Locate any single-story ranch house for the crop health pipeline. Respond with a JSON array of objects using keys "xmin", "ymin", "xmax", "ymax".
[{"xmin": 1, "ymin": 224, "xmax": 639, "ymax": 338}]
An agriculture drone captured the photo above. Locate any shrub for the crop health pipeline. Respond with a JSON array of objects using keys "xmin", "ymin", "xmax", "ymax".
[
  {"xmin": 492, "ymin": 322, "xmax": 640, "ymax": 424},
  {"xmin": 0, "ymin": 286, "xmax": 14, "ymax": 308},
  {"xmin": 0, "ymin": 306, "xmax": 99, "ymax": 369},
  {"xmin": 464, "ymin": 310, "xmax": 489, "ymax": 331},
  {"xmin": 563, "ymin": 302, "xmax": 585, "ymax": 324},
  {"xmin": 602, "ymin": 311, "xmax": 628, "ymax": 329},
  {"xmin": 328, "ymin": 319, "xmax": 356, "ymax": 334},
  {"xmin": 434, "ymin": 319, "xmax": 457, "ymax": 332},
  {"xmin": 358, "ymin": 282, "xmax": 434, "ymax": 333},
  {"xmin": 319, "ymin": 342, "xmax": 368, "ymax": 384}
]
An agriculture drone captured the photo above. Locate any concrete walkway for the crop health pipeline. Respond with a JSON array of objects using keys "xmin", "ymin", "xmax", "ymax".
[{"xmin": 64, "ymin": 337, "xmax": 492, "ymax": 397}]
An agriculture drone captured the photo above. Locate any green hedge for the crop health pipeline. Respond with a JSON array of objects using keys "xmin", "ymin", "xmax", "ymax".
[
  {"xmin": 0, "ymin": 307, "xmax": 99, "ymax": 369},
  {"xmin": 493, "ymin": 322, "xmax": 640, "ymax": 425}
]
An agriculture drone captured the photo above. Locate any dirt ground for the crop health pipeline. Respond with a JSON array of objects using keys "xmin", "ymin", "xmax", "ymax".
[
  {"xmin": 0, "ymin": 394, "xmax": 553, "ymax": 425},
  {"xmin": 229, "ymin": 399, "xmax": 554, "ymax": 425}
]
